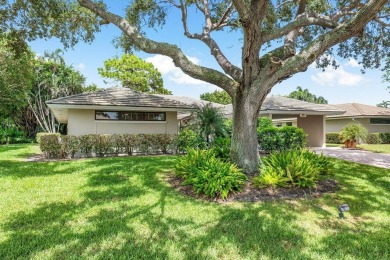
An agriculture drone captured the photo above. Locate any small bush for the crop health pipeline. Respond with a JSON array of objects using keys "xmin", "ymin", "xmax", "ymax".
[
  {"xmin": 253, "ymin": 150, "xmax": 332, "ymax": 189},
  {"xmin": 40, "ymin": 134, "xmax": 62, "ymax": 158},
  {"xmin": 177, "ymin": 129, "xmax": 205, "ymax": 153},
  {"xmin": 366, "ymin": 133, "xmax": 382, "ymax": 144},
  {"xmin": 258, "ymin": 126, "xmax": 306, "ymax": 153},
  {"xmin": 111, "ymin": 134, "xmax": 125, "ymax": 156},
  {"xmin": 36, "ymin": 132, "xmax": 61, "ymax": 144},
  {"xmin": 175, "ymin": 149, "xmax": 247, "ymax": 199},
  {"xmin": 211, "ymin": 137, "xmax": 231, "ymax": 161},
  {"xmin": 340, "ymin": 123, "xmax": 368, "ymax": 143},
  {"xmin": 61, "ymin": 135, "xmax": 79, "ymax": 158},
  {"xmin": 156, "ymin": 134, "xmax": 177, "ymax": 154},
  {"xmin": 379, "ymin": 133, "xmax": 390, "ymax": 144},
  {"xmin": 122, "ymin": 134, "xmax": 136, "ymax": 155},
  {"xmin": 257, "ymin": 117, "xmax": 273, "ymax": 129},
  {"xmin": 79, "ymin": 135, "xmax": 95, "ymax": 157},
  {"xmin": 326, "ymin": 133, "xmax": 343, "ymax": 144},
  {"xmin": 93, "ymin": 134, "xmax": 112, "ymax": 157}
]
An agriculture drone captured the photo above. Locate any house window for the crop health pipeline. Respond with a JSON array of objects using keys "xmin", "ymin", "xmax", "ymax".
[
  {"xmin": 286, "ymin": 122, "xmax": 293, "ymax": 126},
  {"xmin": 95, "ymin": 111, "xmax": 166, "ymax": 121},
  {"xmin": 370, "ymin": 118, "xmax": 390, "ymax": 125}
]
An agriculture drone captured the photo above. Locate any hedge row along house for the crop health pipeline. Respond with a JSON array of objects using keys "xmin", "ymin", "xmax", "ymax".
[{"xmin": 46, "ymin": 87, "xmax": 346, "ymax": 147}]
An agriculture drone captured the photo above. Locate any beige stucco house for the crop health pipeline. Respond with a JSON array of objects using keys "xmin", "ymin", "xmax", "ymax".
[
  {"xmin": 47, "ymin": 89, "xmax": 345, "ymax": 148},
  {"xmin": 326, "ymin": 103, "xmax": 390, "ymax": 133},
  {"xmin": 46, "ymin": 88, "xmax": 197, "ymax": 136}
]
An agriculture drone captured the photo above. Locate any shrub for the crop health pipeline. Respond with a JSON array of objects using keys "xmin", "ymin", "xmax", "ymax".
[
  {"xmin": 111, "ymin": 134, "xmax": 125, "ymax": 156},
  {"xmin": 253, "ymin": 150, "xmax": 332, "ymax": 189},
  {"xmin": 279, "ymin": 126, "xmax": 306, "ymax": 150},
  {"xmin": 122, "ymin": 134, "xmax": 137, "ymax": 155},
  {"xmin": 36, "ymin": 132, "xmax": 61, "ymax": 144},
  {"xmin": 137, "ymin": 134, "xmax": 153, "ymax": 154},
  {"xmin": 379, "ymin": 133, "xmax": 390, "ymax": 144},
  {"xmin": 175, "ymin": 149, "xmax": 247, "ymax": 199},
  {"xmin": 177, "ymin": 129, "xmax": 205, "ymax": 153},
  {"xmin": 258, "ymin": 126, "xmax": 306, "ymax": 153},
  {"xmin": 326, "ymin": 132, "xmax": 343, "ymax": 144},
  {"xmin": 61, "ymin": 135, "xmax": 79, "ymax": 158},
  {"xmin": 93, "ymin": 134, "xmax": 112, "ymax": 157},
  {"xmin": 339, "ymin": 123, "xmax": 368, "ymax": 143},
  {"xmin": 257, "ymin": 117, "xmax": 273, "ymax": 129},
  {"xmin": 79, "ymin": 135, "xmax": 95, "ymax": 157},
  {"xmin": 211, "ymin": 137, "xmax": 231, "ymax": 161},
  {"xmin": 156, "ymin": 134, "xmax": 177, "ymax": 154},
  {"xmin": 366, "ymin": 133, "xmax": 382, "ymax": 144},
  {"xmin": 40, "ymin": 134, "xmax": 62, "ymax": 158}
]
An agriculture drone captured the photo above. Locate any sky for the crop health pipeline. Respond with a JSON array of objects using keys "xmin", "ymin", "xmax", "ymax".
[{"xmin": 28, "ymin": 2, "xmax": 389, "ymax": 106}]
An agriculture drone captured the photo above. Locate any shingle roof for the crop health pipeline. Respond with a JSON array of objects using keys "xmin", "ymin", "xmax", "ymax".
[
  {"xmin": 327, "ymin": 103, "xmax": 390, "ymax": 118},
  {"xmin": 222, "ymin": 96, "xmax": 344, "ymax": 116},
  {"xmin": 46, "ymin": 88, "xmax": 197, "ymax": 109}
]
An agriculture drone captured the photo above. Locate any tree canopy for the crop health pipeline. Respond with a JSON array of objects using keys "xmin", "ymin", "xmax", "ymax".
[
  {"xmin": 0, "ymin": 35, "xmax": 33, "ymax": 118},
  {"xmin": 98, "ymin": 54, "xmax": 171, "ymax": 94},
  {"xmin": 200, "ymin": 90, "xmax": 232, "ymax": 105},
  {"xmin": 287, "ymin": 86, "xmax": 328, "ymax": 104},
  {"xmin": 2, "ymin": 0, "xmax": 389, "ymax": 172}
]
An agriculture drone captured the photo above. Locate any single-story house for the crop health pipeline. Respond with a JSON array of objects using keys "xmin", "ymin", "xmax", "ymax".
[
  {"xmin": 326, "ymin": 103, "xmax": 390, "ymax": 133},
  {"xmin": 46, "ymin": 88, "xmax": 197, "ymax": 135},
  {"xmin": 47, "ymin": 89, "xmax": 344, "ymax": 147}
]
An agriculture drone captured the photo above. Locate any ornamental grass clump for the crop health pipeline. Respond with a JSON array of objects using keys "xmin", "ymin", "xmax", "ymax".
[
  {"xmin": 253, "ymin": 150, "xmax": 332, "ymax": 189},
  {"xmin": 175, "ymin": 148, "xmax": 247, "ymax": 199}
]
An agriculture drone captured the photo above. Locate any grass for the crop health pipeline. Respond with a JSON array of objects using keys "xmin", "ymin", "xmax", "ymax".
[
  {"xmin": 357, "ymin": 144, "xmax": 390, "ymax": 154},
  {"xmin": 0, "ymin": 144, "xmax": 389, "ymax": 259},
  {"xmin": 327, "ymin": 143, "xmax": 390, "ymax": 154}
]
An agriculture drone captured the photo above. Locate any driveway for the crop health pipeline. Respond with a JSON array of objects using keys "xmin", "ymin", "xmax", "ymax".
[{"xmin": 313, "ymin": 147, "xmax": 390, "ymax": 169}]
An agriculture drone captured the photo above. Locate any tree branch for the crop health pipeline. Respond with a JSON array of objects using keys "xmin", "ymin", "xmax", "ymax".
[
  {"xmin": 271, "ymin": 0, "xmax": 388, "ymax": 87},
  {"xmin": 78, "ymin": 0, "xmax": 238, "ymax": 96},
  {"xmin": 260, "ymin": 12, "xmax": 338, "ymax": 44},
  {"xmin": 176, "ymin": 0, "xmax": 242, "ymax": 81}
]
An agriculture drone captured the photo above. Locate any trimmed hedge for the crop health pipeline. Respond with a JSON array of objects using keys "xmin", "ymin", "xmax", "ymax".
[
  {"xmin": 258, "ymin": 126, "xmax": 306, "ymax": 153},
  {"xmin": 379, "ymin": 133, "xmax": 390, "ymax": 144},
  {"xmin": 36, "ymin": 132, "xmax": 61, "ymax": 144},
  {"xmin": 366, "ymin": 133, "xmax": 382, "ymax": 144},
  {"xmin": 326, "ymin": 132, "xmax": 343, "ymax": 144},
  {"xmin": 39, "ymin": 133, "xmax": 178, "ymax": 159}
]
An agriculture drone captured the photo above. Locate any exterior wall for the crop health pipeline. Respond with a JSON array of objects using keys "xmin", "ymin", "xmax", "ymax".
[
  {"xmin": 67, "ymin": 109, "xmax": 178, "ymax": 136},
  {"xmin": 297, "ymin": 115, "xmax": 325, "ymax": 147},
  {"xmin": 271, "ymin": 114, "xmax": 325, "ymax": 147},
  {"xmin": 326, "ymin": 118, "xmax": 390, "ymax": 133}
]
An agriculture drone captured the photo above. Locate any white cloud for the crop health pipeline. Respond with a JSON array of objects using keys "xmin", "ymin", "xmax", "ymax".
[
  {"xmin": 76, "ymin": 63, "xmax": 86, "ymax": 71},
  {"xmin": 311, "ymin": 66, "xmax": 363, "ymax": 87},
  {"xmin": 345, "ymin": 58, "xmax": 360, "ymax": 68},
  {"xmin": 146, "ymin": 54, "xmax": 209, "ymax": 86}
]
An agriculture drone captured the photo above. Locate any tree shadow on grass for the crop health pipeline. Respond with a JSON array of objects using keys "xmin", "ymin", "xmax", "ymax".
[{"xmin": 1, "ymin": 155, "xmax": 389, "ymax": 259}]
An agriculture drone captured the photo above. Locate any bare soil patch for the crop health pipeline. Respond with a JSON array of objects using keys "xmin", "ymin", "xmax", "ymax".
[{"xmin": 166, "ymin": 174, "xmax": 338, "ymax": 203}]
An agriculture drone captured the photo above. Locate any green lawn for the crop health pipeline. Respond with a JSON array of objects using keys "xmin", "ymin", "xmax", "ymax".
[
  {"xmin": 326, "ymin": 143, "xmax": 390, "ymax": 154},
  {"xmin": 0, "ymin": 144, "xmax": 389, "ymax": 259},
  {"xmin": 358, "ymin": 144, "xmax": 390, "ymax": 154}
]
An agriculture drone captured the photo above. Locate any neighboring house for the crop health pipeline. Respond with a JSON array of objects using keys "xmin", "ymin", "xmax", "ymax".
[
  {"xmin": 46, "ymin": 88, "xmax": 197, "ymax": 135},
  {"xmin": 223, "ymin": 96, "xmax": 344, "ymax": 147},
  {"xmin": 326, "ymin": 103, "xmax": 390, "ymax": 133}
]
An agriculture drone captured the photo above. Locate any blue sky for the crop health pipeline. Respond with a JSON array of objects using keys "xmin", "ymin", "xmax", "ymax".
[{"xmin": 28, "ymin": 3, "xmax": 389, "ymax": 106}]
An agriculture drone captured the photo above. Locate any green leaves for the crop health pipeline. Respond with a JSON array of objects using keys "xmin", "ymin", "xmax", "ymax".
[
  {"xmin": 200, "ymin": 90, "xmax": 232, "ymax": 105},
  {"xmin": 175, "ymin": 148, "xmax": 247, "ymax": 199},
  {"xmin": 253, "ymin": 149, "xmax": 332, "ymax": 189},
  {"xmin": 98, "ymin": 54, "xmax": 171, "ymax": 94},
  {"xmin": 287, "ymin": 86, "xmax": 328, "ymax": 104}
]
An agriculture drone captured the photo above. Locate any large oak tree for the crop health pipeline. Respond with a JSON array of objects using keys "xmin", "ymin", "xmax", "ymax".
[{"xmin": 4, "ymin": 0, "xmax": 389, "ymax": 173}]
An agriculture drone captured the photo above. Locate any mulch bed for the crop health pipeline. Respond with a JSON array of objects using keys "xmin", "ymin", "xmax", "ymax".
[{"xmin": 166, "ymin": 174, "xmax": 339, "ymax": 203}]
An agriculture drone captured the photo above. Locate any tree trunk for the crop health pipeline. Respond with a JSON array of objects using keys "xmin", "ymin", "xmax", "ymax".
[{"xmin": 230, "ymin": 91, "xmax": 262, "ymax": 174}]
